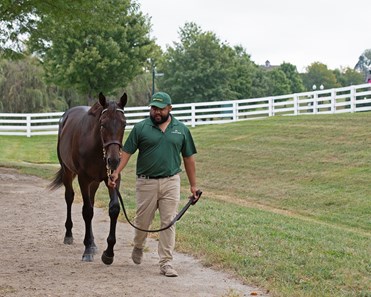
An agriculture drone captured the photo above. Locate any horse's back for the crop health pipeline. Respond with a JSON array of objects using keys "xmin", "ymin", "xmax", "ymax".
[
  {"xmin": 60, "ymin": 106, "xmax": 90, "ymax": 129},
  {"xmin": 58, "ymin": 106, "xmax": 91, "ymax": 173},
  {"xmin": 59, "ymin": 106, "xmax": 90, "ymax": 144}
]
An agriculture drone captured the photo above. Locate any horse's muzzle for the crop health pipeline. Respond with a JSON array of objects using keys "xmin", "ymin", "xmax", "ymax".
[{"xmin": 107, "ymin": 157, "xmax": 120, "ymax": 170}]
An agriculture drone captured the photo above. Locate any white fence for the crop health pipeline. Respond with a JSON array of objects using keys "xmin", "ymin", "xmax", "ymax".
[{"xmin": 1, "ymin": 83, "xmax": 371, "ymax": 137}]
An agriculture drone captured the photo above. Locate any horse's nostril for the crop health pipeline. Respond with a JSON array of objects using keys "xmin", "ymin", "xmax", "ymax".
[{"xmin": 108, "ymin": 158, "xmax": 119, "ymax": 169}]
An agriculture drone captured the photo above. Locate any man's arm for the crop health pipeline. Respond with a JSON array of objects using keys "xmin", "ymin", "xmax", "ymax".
[
  {"xmin": 183, "ymin": 155, "xmax": 199, "ymax": 198},
  {"xmin": 108, "ymin": 151, "xmax": 132, "ymax": 188}
]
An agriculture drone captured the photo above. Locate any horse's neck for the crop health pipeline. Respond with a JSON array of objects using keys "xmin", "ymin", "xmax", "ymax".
[{"xmin": 82, "ymin": 114, "xmax": 102, "ymax": 146}]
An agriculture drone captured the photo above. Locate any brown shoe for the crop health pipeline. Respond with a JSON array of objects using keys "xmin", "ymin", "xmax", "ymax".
[
  {"xmin": 131, "ymin": 247, "xmax": 143, "ymax": 264},
  {"xmin": 160, "ymin": 264, "xmax": 178, "ymax": 277}
]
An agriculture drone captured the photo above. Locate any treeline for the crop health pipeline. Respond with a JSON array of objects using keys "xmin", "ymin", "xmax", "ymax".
[
  {"xmin": 0, "ymin": 49, "xmax": 365, "ymax": 113},
  {"xmin": 0, "ymin": 56, "xmax": 154, "ymax": 113},
  {"xmin": 157, "ymin": 23, "xmax": 365, "ymax": 104},
  {"xmin": 0, "ymin": 57, "xmax": 81, "ymax": 113},
  {"xmin": 0, "ymin": 1, "xmax": 367, "ymax": 113}
]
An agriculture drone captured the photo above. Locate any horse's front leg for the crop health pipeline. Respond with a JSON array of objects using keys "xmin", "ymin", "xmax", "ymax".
[
  {"xmin": 101, "ymin": 182, "xmax": 120, "ymax": 265},
  {"xmin": 79, "ymin": 178, "xmax": 99, "ymax": 262}
]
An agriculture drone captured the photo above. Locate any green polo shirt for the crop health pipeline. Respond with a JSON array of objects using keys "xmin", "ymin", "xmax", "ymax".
[{"xmin": 123, "ymin": 115, "xmax": 197, "ymax": 177}]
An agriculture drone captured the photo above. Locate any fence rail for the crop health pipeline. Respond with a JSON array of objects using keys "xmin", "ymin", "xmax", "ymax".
[{"xmin": 1, "ymin": 83, "xmax": 371, "ymax": 137}]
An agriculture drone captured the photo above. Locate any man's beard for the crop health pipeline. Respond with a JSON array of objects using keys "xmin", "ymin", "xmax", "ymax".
[{"xmin": 150, "ymin": 113, "xmax": 170, "ymax": 125}]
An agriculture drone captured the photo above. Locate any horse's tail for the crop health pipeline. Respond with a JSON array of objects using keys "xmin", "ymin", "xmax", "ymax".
[{"xmin": 48, "ymin": 167, "xmax": 64, "ymax": 191}]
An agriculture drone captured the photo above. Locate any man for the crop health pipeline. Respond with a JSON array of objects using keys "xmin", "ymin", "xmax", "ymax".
[{"xmin": 108, "ymin": 91, "xmax": 199, "ymax": 277}]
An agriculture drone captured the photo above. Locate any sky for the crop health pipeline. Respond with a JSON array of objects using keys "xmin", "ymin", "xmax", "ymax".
[{"xmin": 137, "ymin": 0, "xmax": 370, "ymax": 72}]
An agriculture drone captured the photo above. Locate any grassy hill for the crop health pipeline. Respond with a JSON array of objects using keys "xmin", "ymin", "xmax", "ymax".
[{"xmin": 1, "ymin": 112, "xmax": 370, "ymax": 297}]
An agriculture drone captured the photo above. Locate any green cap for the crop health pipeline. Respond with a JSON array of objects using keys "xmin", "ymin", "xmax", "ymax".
[{"xmin": 149, "ymin": 92, "xmax": 172, "ymax": 108}]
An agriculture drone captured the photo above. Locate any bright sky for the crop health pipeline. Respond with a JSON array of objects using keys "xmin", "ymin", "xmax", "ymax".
[{"xmin": 137, "ymin": 0, "xmax": 370, "ymax": 72}]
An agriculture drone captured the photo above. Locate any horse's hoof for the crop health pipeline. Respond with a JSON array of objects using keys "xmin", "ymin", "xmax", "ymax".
[
  {"xmin": 101, "ymin": 251, "xmax": 114, "ymax": 265},
  {"xmin": 64, "ymin": 236, "xmax": 73, "ymax": 245},
  {"xmin": 92, "ymin": 245, "xmax": 99, "ymax": 255},
  {"xmin": 82, "ymin": 254, "xmax": 94, "ymax": 262}
]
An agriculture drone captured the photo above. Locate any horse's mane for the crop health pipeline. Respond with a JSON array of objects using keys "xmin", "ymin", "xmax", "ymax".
[
  {"xmin": 88, "ymin": 102, "xmax": 104, "ymax": 117},
  {"xmin": 88, "ymin": 101, "xmax": 117, "ymax": 117}
]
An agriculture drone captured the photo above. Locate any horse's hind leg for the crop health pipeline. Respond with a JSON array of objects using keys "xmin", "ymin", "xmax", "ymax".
[
  {"xmin": 79, "ymin": 178, "xmax": 99, "ymax": 262},
  {"xmin": 63, "ymin": 170, "xmax": 75, "ymax": 245}
]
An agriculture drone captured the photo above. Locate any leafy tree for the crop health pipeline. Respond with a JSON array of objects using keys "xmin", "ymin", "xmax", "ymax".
[
  {"xmin": 250, "ymin": 68, "xmax": 270, "ymax": 98},
  {"xmin": 158, "ymin": 22, "xmax": 256, "ymax": 103},
  {"xmin": 354, "ymin": 49, "xmax": 371, "ymax": 82},
  {"xmin": 265, "ymin": 68, "xmax": 291, "ymax": 96},
  {"xmin": 33, "ymin": 1, "xmax": 155, "ymax": 105},
  {"xmin": 0, "ymin": 1, "xmax": 128, "ymax": 59},
  {"xmin": 0, "ymin": 55, "xmax": 82, "ymax": 112},
  {"xmin": 363, "ymin": 49, "xmax": 371, "ymax": 60},
  {"xmin": 278, "ymin": 62, "xmax": 305, "ymax": 93},
  {"xmin": 121, "ymin": 44, "xmax": 164, "ymax": 106},
  {"xmin": 1, "ymin": 1, "xmax": 157, "ymax": 105},
  {"xmin": 46, "ymin": 86, "xmax": 82, "ymax": 111},
  {"xmin": 333, "ymin": 67, "xmax": 364, "ymax": 87},
  {"xmin": 301, "ymin": 62, "xmax": 339, "ymax": 91},
  {"xmin": 159, "ymin": 23, "xmax": 230, "ymax": 102},
  {"xmin": 117, "ymin": 72, "xmax": 152, "ymax": 106},
  {"xmin": 0, "ymin": 0, "xmax": 95, "ymax": 58},
  {"xmin": 228, "ymin": 45, "xmax": 258, "ymax": 99},
  {"xmin": 0, "ymin": 56, "xmax": 48, "ymax": 112}
]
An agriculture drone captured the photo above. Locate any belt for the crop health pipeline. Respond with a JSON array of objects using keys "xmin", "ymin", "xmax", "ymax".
[{"xmin": 137, "ymin": 174, "xmax": 175, "ymax": 179}]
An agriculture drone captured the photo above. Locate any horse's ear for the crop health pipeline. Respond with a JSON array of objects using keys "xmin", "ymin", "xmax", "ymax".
[
  {"xmin": 119, "ymin": 93, "xmax": 128, "ymax": 108},
  {"xmin": 99, "ymin": 92, "xmax": 107, "ymax": 107}
]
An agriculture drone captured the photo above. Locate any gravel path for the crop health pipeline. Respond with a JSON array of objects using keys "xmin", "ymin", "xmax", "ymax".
[{"xmin": 0, "ymin": 167, "xmax": 269, "ymax": 297}]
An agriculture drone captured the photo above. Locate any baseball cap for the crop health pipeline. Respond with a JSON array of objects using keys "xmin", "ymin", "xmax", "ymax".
[{"xmin": 149, "ymin": 92, "xmax": 172, "ymax": 109}]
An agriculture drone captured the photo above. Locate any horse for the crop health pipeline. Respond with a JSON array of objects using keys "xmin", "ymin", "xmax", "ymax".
[{"xmin": 49, "ymin": 92, "xmax": 127, "ymax": 265}]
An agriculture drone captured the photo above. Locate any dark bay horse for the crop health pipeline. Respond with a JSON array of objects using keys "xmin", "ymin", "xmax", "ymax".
[{"xmin": 49, "ymin": 93, "xmax": 127, "ymax": 265}]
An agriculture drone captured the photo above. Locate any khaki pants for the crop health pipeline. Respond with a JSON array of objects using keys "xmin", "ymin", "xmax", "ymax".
[{"xmin": 134, "ymin": 174, "xmax": 180, "ymax": 266}]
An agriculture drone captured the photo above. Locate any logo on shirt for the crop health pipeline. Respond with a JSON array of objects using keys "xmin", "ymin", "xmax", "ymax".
[{"xmin": 171, "ymin": 129, "xmax": 182, "ymax": 135}]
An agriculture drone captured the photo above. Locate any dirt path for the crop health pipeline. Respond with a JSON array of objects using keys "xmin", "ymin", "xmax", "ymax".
[{"xmin": 0, "ymin": 167, "xmax": 269, "ymax": 297}]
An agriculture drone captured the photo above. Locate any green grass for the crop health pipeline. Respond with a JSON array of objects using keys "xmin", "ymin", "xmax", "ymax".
[{"xmin": 0, "ymin": 112, "xmax": 370, "ymax": 297}]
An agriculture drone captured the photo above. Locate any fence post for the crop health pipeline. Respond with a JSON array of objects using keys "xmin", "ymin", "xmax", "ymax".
[
  {"xmin": 233, "ymin": 102, "xmax": 238, "ymax": 121},
  {"xmin": 26, "ymin": 115, "xmax": 31, "ymax": 137},
  {"xmin": 268, "ymin": 98, "xmax": 274, "ymax": 116},
  {"xmin": 331, "ymin": 89, "xmax": 336, "ymax": 113},
  {"xmin": 293, "ymin": 94, "xmax": 298, "ymax": 116},
  {"xmin": 191, "ymin": 104, "xmax": 196, "ymax": 127},
  {"xmin": 350, "ymin": 86, "xmax": 356, "ymax": 113},
  {"xmin": 313, "ymin": 93, "xmax": 318, "ymax": 114}
]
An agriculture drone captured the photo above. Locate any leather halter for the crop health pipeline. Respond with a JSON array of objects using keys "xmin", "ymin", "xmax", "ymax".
[
  {"xmin": 102, "ymin": 140, "xmax": 122, "ymax": 149},
  {"xmin": 100, "ymin": 107, "xmax": 126, "ymax": 165}
]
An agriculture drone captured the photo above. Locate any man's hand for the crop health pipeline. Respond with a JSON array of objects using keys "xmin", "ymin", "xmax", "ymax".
[
  {"xmin": 108, "ymin": 172, "xmax": 119, "ymax": 188},
  {"xmin": 190, "ymin": 186, "xmax": 201, "ymax": 202}
]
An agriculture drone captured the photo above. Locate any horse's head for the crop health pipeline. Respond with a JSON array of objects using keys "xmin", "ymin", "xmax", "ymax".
[{"xmin": 98, "ymin": 92, "xmax": 127, "ymax": 174}]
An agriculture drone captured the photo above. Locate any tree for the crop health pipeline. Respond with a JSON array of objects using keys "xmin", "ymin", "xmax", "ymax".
[
  {"xmin": 0, "ymin": 0, "xmax": 95, "ymax": 58},
  {"xmin": 354, "ymin": 49, "xmax": 371, "ymax": 82},
  {"xmin": 117, "ymin": 72, "xmax": 152, "ymax": 106},
  {"xmin": 158, "ymin": 22, "xmax": 257, "ymax": 103},
  {"xmin": 0, "ymin": 55, "xmax": 82, "ymax": 112},
  {"xmin": 278, "ymin": 62, "xmax": 305, "ymax": 93},
  {"xmin": 333, "ymin": 67, "xmax": 364, "ymax": 87},
  {"xmin": 159, "ymin": 23, "xmax": 230, "ymax": 102},
  {"xmin": 250, "ymin": 68, "xmax": 270, "ymax": 98},
  {"xmin": 0, "ymin": 56, "xmax": 49, "ymax": 112},
  {"xmin": 265, "ymin": 68, "xmax": 291, "ymax": 96},
  {"xmin": 1, "ymin": 1, "xmax": 157, "ymax": 105},
  {"xmin": 301, "ymin": 62, "xmax": 339, "ymax": 91},
  {"xmin": 116, "ymin": 44, "xmax": 163, "ymax": 106},
  {"xmin": 34, "ymin": 1, "xmax": 155, "ymax": 104},
  {"xmin": 228, "ymin": 45, "xmax": 258, "ymax": 99}
]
